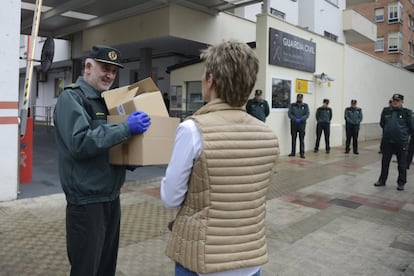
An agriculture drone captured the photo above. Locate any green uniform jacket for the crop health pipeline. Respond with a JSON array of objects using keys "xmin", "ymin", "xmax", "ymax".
[
  {"xmin": 245, "ymin": 98, "xmax": 270, "ymax": 122},
  {"xmin": 53, "ymin": 77, "xmax": 131, "ymax": 205},
  {"xmin": 288, "ymin": 102, "xmax": 310, "ymax": 123},
  {"xmin": 380, "ymin": 106, "xmax": 412, "ymax": 144},
  {"xmin": 316, "ymin": 106, "xmax": 332, "ymax": 124},
  {"xmin": 344, "ymin": 107, "xmax": 363, "ymax": 125}
]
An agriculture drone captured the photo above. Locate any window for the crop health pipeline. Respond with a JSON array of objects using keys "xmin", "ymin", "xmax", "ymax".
[
  {"xmin": 388, "ymin": 32, "xmax": 403, "ymax": 53},
  {"xmin": 375, "ymin": 37, "xmax": 384, "ymax": 51},
  {"xmin": 375, "ymin": 8, "xmax": 384, "ymax": 23},
  {"xmin": 270, "ymin": 8, "xmax": 285, "ymax": 19},
  {"xmin": 186, "ymin": 81, "xmax": 203, "ymax": 112},
  {"xmin": 324, "ymin": 31, "xmax": 338, "ymax": 42},
  {"xmin": 409, "ymin": 42, "xmax": 414, "ymax": 56},
  {"xmin": 54, "ymin": 77, "xmax": 64, "ymax": 98},
  {"xmin": 388, "ymin": 2, "xmax": 403, "ymax": 23},
  {"xmin": 410, "ymin": 15, "xmax": 414, "ymax": 29},
  {"xmin": 170, "ymin": 85, "xmax": 182, "ymax": 109}
]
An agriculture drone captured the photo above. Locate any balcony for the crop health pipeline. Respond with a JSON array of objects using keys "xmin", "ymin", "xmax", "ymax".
[
  {"xmin": 346, "ymin": 0, "xmax": 375, "ymax": 8},
  {"xmin": 343, "ymin": 9, "xmax": 377, "ymax": 44}
]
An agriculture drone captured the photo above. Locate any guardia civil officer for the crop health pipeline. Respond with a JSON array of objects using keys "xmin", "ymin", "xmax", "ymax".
[
  {"xmin": 379, "ymin": 99, "xmax": 393, "ymax": 154},
  {"xmin": 314, "ymin": 99, "xmax": 332, "ymax": 153},
  {"xmin": 288, "ymin": 93, "xmax": 310, "ymax": 158},
  {"xmin": 374, "ymin": 93, "xmax": 412, "ymax": 191},
  {"xmin": 54, "ymin": 45, "xmax": 151, "ymax": 275},
  {"xmin": 344, "ymin": 99, "xmax": 363, "ymax": 154},
  {"xmin": 246, "ymin": 89, "xmax": 270, "ymax": 122}
]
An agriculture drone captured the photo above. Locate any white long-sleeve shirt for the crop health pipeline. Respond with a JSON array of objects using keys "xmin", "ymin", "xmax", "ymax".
[{"xmin": 160, "ymin": 119, "xmax": 261, "ymax": 276}]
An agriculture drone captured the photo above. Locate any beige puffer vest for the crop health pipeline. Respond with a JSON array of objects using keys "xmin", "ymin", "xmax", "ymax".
[{"xmin": 165, "ymin": 99, "xmax": 279, "ymax": 273}]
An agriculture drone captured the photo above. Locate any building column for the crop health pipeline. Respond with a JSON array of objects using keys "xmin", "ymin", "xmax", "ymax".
[
  {"xmin": 139, "ymin": 48, "xmax": 152, "ymax": 79},
  {"xmin": 262, "ymin": 0, "xmax": 270, "ymax": 14},
  {"xmin": 0, "ymin": 0, "xmax": 20, "ymax": 201}
]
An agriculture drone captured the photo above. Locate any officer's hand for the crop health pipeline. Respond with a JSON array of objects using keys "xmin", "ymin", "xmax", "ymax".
[
  {"xmin": 126, "ymin": 111, "xmax": 151, "ymax": 134},
  {"xmin": 295, "ymin": 118, "xmax": 301, "ymax": 124}
]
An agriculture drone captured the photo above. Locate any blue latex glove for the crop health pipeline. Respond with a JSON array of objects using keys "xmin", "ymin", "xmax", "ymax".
[
  {"xmin": 126, "ymin": 111, "xmax": 151, "ymax": 134},
  {"xmin": 295, "ymin": 118, "xmax": 301, "ymax": 124}
]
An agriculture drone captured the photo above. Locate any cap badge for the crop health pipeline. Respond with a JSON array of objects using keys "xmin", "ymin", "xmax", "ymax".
[{"xmin": 108, "ymin": 51, "xmax": 118, "ymax": 61}]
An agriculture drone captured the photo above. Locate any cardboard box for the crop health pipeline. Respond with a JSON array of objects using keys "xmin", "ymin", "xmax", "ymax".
[
  {"xmin": 108, "ymin": 115, "xmax": 180, "ymax": 166},
  {"xmin": 102, "ymin": 77, "xmax": 169, "ymax": 117},
  {"xmin": 103, "ymin": 77, "xmax": 179, "ymax": 166}
]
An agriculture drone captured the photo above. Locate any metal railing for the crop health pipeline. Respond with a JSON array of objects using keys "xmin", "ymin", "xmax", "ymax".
[{"xmin": 32, "ymin": 105, "xmax": 54, "ymax": 128}]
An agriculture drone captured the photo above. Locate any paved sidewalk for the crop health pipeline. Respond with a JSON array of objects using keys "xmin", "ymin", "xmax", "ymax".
[{"xmin": 1, "ymin": 140, "xmax": 414, "ymax": 275}]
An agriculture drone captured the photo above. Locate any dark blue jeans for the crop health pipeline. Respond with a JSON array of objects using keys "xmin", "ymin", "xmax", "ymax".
[{"xmin": 175, "ymin": 262, "xmax": 262, "ymax": 276}]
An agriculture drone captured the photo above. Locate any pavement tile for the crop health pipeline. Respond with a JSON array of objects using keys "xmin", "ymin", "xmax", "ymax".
[
  {"xmin": 327, "ymin": 161, "xmax": 364, "ymax": 169},
  {"xmin": 117, "ymin": 234, "xmax": 173, "ymax": 275},
  {"xmin": 401, "ymin": 203, "xmax": 414, "ymax": 212}
]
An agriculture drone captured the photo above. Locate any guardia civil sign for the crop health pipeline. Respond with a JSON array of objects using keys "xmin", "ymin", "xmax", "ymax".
[{"xmin": 269, "ymin": 28, "xmax": 316, "ymax": 73}]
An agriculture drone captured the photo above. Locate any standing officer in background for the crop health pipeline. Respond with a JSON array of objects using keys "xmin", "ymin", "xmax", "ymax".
[
  {"xmin": 374, "ymin": 93, "xmax": 412, "ymax": 191},
  {"xmin": 288, "ymin": 93, "xmax": 310, "ymax": 158},
  {"xmin": 314, "ymin": 99, "xmax": 332, "ymax": 154},
  {"xmin": 54, "ymin": 45, "xmax": 151, "ymax": 275},
  {"xmin": 246, "ymin": 89, "xmax": 270, "ymax": 122},
  {"xmin": 379, "ymin": 99, "xmax": 393, "ymax": 153},
  {"xmin": 344, "ymin": 99, "xmax": 363, "ymax": 154}
]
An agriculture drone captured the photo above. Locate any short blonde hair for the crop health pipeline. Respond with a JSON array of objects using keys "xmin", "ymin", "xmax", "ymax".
[{"xmin": 200, "ymin": 41, "xmax": 259, "ymax": 107}]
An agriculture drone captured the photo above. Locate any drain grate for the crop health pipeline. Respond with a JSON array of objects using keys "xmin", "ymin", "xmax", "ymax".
[{"xmin": 329, "ymin": 198, "xmax": 362, "ymax": 209}]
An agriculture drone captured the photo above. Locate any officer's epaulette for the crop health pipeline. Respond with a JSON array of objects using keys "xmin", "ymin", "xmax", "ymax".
[{"xmin": 64, "ymin": 83, "xmax": 80, "ymax": 90}]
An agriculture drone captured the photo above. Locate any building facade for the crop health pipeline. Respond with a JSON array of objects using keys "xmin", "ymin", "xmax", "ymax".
[{"xmin": 349, "ymin": 0, "xmax": 414, "ymax": 68}]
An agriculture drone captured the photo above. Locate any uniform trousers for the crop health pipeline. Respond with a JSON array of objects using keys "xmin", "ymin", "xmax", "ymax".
[
  {"xmin": 66, "ymin": 198, "xmax": 121, "ymax": 276},
  {"xmin": 345, "ymin": 123, "xmax": 359, "ymax": 153},
  {"xmin": 315, "ymin": 122, "xmax": 330, "ymax": 151},
  {"xmin": 378, "ymin": 142, "xmax": 408, "ymax": 186},
  {"xmin": 407, "ymin": 136, "xmax": 414, "ymax": 169},
  {"xmin": 290, "ymin": 122, "xmax": 306, "ymax": 155}
]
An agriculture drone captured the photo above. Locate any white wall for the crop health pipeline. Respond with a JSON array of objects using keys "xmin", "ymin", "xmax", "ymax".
[
  {"xmin": 343, "ymin": 45, "xmax": 414, "ymax": 141},
  {"xmin": 238, "ymin": 1, "xmax": 298, "ymax": 24},
  {"xmin": 298, "ymin": 0, "xmax": 315, "ymax": 31},
  {"xmin": 299, "ymin": 0, "xmax": 346, "ymax": 43},
  {"xmin": 235, "ymin": 3, "xmax": 262, "ymax": 22},
  {"xmin": 270, "ymin": 0, "xmax": 299, "ymax": 24},
  {"xmin": 0, "ymin": 0, "xmax": 20, "ymax": 201},
  {"xmin": 314, "ymin": 0, "xmax": 346, "ymax": 43}
]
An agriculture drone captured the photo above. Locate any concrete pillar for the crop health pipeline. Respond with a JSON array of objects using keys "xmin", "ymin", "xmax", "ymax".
[
  {"xmin": 139, "ymin": 48, "xmax": 152, "ymax": 79},
  {"xmin": 0, "ymin": 0, "xmax": 20, "ymax": 201}
]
